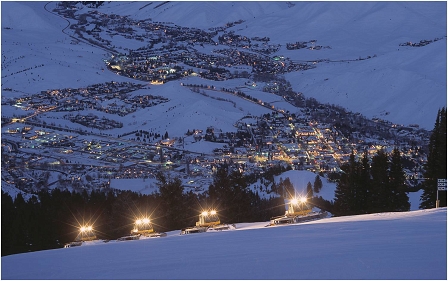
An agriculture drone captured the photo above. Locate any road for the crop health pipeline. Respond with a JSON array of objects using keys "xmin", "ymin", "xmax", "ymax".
[{"xmin": 43, "ymin": 2, "xmax": 119, "ymax": 55}]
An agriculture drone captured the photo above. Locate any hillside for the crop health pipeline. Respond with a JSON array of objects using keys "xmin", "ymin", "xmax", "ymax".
[
  {"xmin": 1, "ymin": 0, "xmax": 444, "ymax": 212},
  {"xmin": 1, "ymin": 1, "xmax": 446, "ymax": 129},
  {"xmin": 0, "ymin": 0, "xmax": 445, "ymax": 230},
  {"xmin": 1, "ymin": 208, "xmax": 446, "ymax": 279},
  {"xmin": 128, "ymin": 0, "xmax": 448, "ymax": 129}
]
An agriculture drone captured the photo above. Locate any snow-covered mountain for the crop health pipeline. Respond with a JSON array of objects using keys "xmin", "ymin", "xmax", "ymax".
[
  {"xmin": 1, "ymin": 208, "xmax": 446, "ymax": 279},
  {"xmin": 97, "ymin": 0, "xmax": 448, "ymax": 129},
  {"xmin": 1, "ymin": 1, "xmax": 446, "ymax": 129}
]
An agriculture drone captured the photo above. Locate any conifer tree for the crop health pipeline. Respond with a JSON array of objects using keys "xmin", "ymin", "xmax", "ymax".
[
  {"xmin": 313, "ymin": 175, "xmax": 323, "ymax": 193},
  {"xmin": 334, "ymin": 153, "xmax": 360, "ymax": 215},
  {"xmin": 228, "ymin": 169, "xmax": 251, "ymax": 222},
  {"xmin": 2, "ymin": 191, "xmax": 16, "ymax": 256},
  {"xmin": 283, "ymin": 177, "xmax": 295, "ymax": 199},
  {"xmin": 11, "ymin": 193, "xmax": 29, "ymax": 253},
  {"xmin": 277, "ymin": 178, "xmax": 285, "ymax": 197},
  {"xmin": 208, "ymin": 165, "xmax": 232, "ymax": 211},
  {"xmin": 156, "ymin": 172, "xmax": 186, "ymax": 230},
  {"xmin": 358, "ymin": 150, "xmax": 371, "ymax": 213},
  {"xmin": 420, "ymin": 107, "xmax": 447, "ymax": 208},
  {"xmin": 370, "ymin": 149, "xmax": 392, "ymax": 212},
  {"xmin": 389, "ymin": 148, "xmax": 410, "ymax": 211},
  {"xmin": 306, "ymin": 182, "xmax": 313, "ymax": 198}
]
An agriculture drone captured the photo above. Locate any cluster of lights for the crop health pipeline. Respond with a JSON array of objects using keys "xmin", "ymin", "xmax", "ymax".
[
  {"xmin": 135, "ymin": 218, "xmax": 150, "ymax": 225},
  {"xmin": 79, "ymin": 226, "xmax": 93, "ymax": 232},
  {"xmin": 290, "ymin": 197, "xmax": 307, "ymax": 205},
  {"xmin": 201, "ymin": 210, "xmax": 217, "ymax": 216}
]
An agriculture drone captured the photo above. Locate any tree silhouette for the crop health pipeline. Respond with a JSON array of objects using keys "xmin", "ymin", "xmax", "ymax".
[
  {"xmin": 370, "ymin": 149, "xmax": 391, "ymax": 212},
  {"xmin": 334, "ymin": 153, "xmax": 361, "ymax": 215},
  {"xmin": 313, "ymin": 175, "xmax": 323, "ymax": 193},
  {"xmin": 389, "ymin": 148, "xmax": 410, "ymax": 211},
  {"xmin": 357, "ymin": 151, "xmax": 371, "ymax": 214},
  {"xmin": 156, "ymin": 172, "xmax": 186, "ymax": 230},
  {"xmin": 306, "ymin": 182, "xmax": 313, "ymax": 198},
  {"xmin": 420, "ymin": 108, "xmax": 447, "ymax": 208}
]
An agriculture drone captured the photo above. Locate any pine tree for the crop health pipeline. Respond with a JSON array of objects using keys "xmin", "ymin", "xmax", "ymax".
[
  {"xmin": 283, "ymin": 177, "xmax": 294, "ymax": 198},
  {"xmin": 420, "ymin": 108, "xmax": 447, "ymax": 209},
  {"xmin": 277, "ymin": 178, "xmax": 285, "ymax": 197},
  {"xmin": 334, "ymin": 163, "xmax": 351, "ymax": 215},
  {"xmin": 208, "ymin": 165, "xmax": 232, "ymax": 211},
  {"xmin": 306, "ymin": 182, "xmax": 313, "ymax": 198},
  {"xmin": 11, "ymin": 193, "xmax": 30, "ymax": 253},
  {"xmin": 313, "ymin": 175, "xmax": 323, "ymax": 193},
  {"xmin": 2, "ymin": 191, "xmax": 16, "ymax": 256},
  {"xmin": 370, "ymin": 149, "xmax": 392, "ymax": 212},
  {"xmin": 157, "ymin": 172, "xmax": 186, "ymax": 230},
  {"xmin": 208, "ymin": 165, "xmax": 257, "ymax": 223},
  {"xmin": 358, "ymin": 150, "xmax": 371, "ymax": 213},
  {"xmin": 334, "ymin": 153, "xmax": 360, "ymax": 215},
  {"xmin": 389, "ymin": 148, "xmax": 410, "ymax": 211},
  {"xmin": 228, "ymin": 169, "xmax": 251, "ymax": 222}
]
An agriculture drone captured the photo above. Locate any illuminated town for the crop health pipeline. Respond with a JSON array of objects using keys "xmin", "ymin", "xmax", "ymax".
[
  {"xmin": 1, "ymin": 2, "xmax": 432, "ymax": 197},
  {"xmin": 1, "ymin": 2, "xmax": 446, "ymax": 279}
]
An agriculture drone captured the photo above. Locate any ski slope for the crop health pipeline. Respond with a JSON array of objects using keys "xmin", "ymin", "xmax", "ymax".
[{"xmin": 1, "ymin": 208, "xmax": 446, "ymax": 279}]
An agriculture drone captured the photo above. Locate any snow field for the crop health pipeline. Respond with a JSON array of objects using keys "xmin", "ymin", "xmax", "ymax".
[{"xmin": 1, "ymin": 208, "xmax": 446, "ymax": 279}]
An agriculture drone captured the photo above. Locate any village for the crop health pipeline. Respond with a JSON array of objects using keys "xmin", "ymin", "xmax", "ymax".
[
  {"xmin": 51, "ymin": 2, "xmax": 319, "ymax": 84},
  {"xmin": 1, "ymin": 2, "xmax": 431, "ymax": 197},
  {"xmin": 1, "ymin": 78, "xmax": 429, "ymax": 196}
]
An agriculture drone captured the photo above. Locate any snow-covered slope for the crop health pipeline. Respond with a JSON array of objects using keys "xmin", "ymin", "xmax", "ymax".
[
  {"xmin": 1, "ymin": 208, "xmax": 446, "ymax": 279},
  {"xmin": 93, "ymin": 1, "xmax": 447, "ymax": 128},
  {"xmin": 1, "ymin": 1, "xmax": 137, "ymax": 93},
  {"xmin": 1, "ymin": 1, "xmax": 446, "ymax": 129}
]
